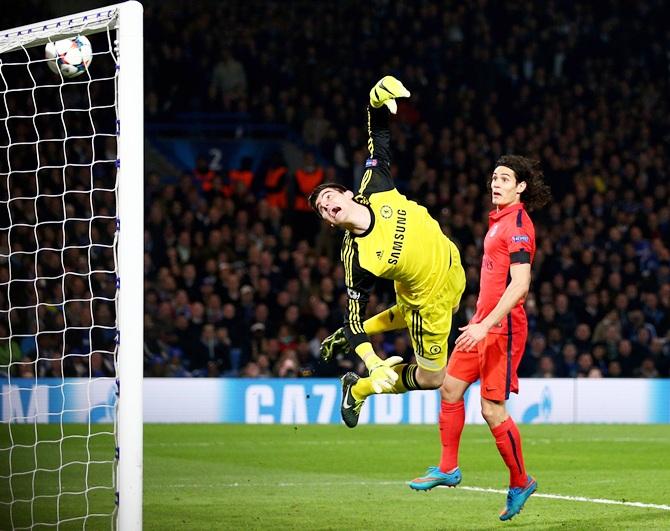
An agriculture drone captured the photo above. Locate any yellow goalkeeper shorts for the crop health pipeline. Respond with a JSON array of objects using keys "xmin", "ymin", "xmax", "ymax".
[{"xmin": 395, "ymin": 241, "xmax": 465, "ymax": 371}]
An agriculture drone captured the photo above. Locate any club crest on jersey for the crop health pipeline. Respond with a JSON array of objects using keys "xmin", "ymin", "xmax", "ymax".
[
  {"xmin": 512, "ymin": 235, "xmax": 530, "ymax": 243},
  {"xmin": 488, "ymin": 223, "xmax": 499, "ymax": 238},
  {"xmin": 380, "ymin": 205, "xmax": 393, "ymax": 219},
  {"xmin": 429, "ymin": 345, "xmax": 442, "ymax": 355},
  {"xmin": 347, "ymin": 287, "xmax": 361, "ymax": 300}
]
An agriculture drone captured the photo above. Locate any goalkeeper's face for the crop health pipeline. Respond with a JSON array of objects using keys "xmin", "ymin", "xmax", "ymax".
[{"xmin": 314, "ymin": 187, "xmax": 356, "ymax": 226}]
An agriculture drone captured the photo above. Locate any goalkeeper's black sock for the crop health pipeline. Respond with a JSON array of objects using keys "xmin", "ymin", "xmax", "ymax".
[
  {"xmin": 352, "ymin": 362, "xmax": 420, "ymax": 399},
  {"xmin": 388, "ymin": 363, "xmax": 420, "ymax": 393}
]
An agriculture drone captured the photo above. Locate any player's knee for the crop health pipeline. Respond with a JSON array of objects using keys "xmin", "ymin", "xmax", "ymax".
[
  {"xmin": 480, "ymin": 406, "xmax": 495, "ymax": 424},
  {"xmin": 480, "ymin": 400, "xmax": 506, "ymax": 426},
  {"xmin": 440, "ymin": 383, "xmax": 463, "ymax": 402},
  {"xmin": 439, "ymin": 374, "xmax": 468, "ymax": 402},
  {"xmin": 416, "ymin": 368, "xmax": 443, "ymax": 390}
]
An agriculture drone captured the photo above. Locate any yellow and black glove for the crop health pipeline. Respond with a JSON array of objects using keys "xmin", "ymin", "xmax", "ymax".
[
  {"xmin": 369, "ymin": 75, "xmax": 411, "ymax": 114},
  {"xmin": 366, "ymin": 355, "xmax": 404, "ymax": 393},
  {"xmin": 320, "ymin": 327, "xmax": 351, "ymax": 362}
]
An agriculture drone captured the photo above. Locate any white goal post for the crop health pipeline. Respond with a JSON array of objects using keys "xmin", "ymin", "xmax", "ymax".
[{"xmin": 0, "ymin": 2, "xmax": 142, "ymax": 529}]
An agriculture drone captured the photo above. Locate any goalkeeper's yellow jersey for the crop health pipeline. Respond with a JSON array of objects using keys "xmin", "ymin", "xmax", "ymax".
[{"xmin": 342, "ymin": 106, "xmax": 459, "ymax": 350}]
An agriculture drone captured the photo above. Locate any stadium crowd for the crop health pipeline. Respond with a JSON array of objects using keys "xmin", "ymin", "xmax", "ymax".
[
  {"xmin": 141, "ymin": 1, "xmax": 670, "ymax": 379},
  {"xmin": 1, "ymin": 1, "xmax": 669, "ymax": 381}
]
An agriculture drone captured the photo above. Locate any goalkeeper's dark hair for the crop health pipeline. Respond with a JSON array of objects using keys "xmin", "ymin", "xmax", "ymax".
[
  {"xmin": 488, "ymin": 155, "xmax": 552, "ymax": 211},
  {"xmin": 308, "ymin": 182, "xmax": 348, "ymax": 217}
]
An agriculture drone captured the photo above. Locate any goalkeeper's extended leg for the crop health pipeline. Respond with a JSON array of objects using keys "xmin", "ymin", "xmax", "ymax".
[
  {"xmin": 341, "ymin": 372, "xmax": 364, "ymax": 428},
  {"xmin": 342, "ymin": 364, "xmax": 425, "ymax": 428},
  {"xmin": 352, "ymin": 363, "xmax": 426, "ymax": 401},
  {"xmin": 342, "ymin": 362, "xmax": 432, "ymax": 428},
  {"xmin": 363, "ymin": 305, "xmax": 407, "ymax": 335}
]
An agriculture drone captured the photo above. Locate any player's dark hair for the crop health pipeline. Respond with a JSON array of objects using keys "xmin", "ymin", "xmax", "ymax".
[
  {"xmin": 308, "ymin": 182, "xmax": 348, "ymax": 217},
  {"xmin": 490, "ymin": 155, "xmax": 552, "ymax": 211}
]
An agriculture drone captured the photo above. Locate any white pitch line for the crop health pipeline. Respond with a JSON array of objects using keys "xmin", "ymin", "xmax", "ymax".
[
  {"xmin": 451, "ymin": 486, "xmax": 670, "ymax": 511},
  {"xmin": 165, "ymin": 480, "xmax": 670, "ymax": 511},
  {"xmin": 147, "ymin": 437, "xmax": 670, "ymax": 448}
]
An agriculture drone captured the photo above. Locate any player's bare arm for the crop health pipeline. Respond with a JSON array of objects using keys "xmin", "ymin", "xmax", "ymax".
[{"xmin": 455, "ymin": 263, "xmax": 531, "ymax": 350}]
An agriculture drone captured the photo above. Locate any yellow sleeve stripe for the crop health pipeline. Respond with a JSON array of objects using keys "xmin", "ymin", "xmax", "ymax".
[
  {"xmin": 348, "ymin": 298, "xmax": 365, "ymax": 334},
  {"xmin": 359, "ymin": 168, "xmax": 373, "ymax": 195},
  {"xmin": 342, "ymin": 233, "xmax": 365, "ymax": 335},
  {"xmin": 342, "ymin": 233, "xmax": 353, "ymax": 286},
  {"xmin": 367, "ymin": 108, "xmax": 373, "ymax": 156}
]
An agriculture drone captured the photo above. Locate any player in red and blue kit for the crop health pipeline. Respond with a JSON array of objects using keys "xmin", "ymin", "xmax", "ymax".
[{"xmin": 409, "ymin": 155, "xmax": 551, "ymax": 521}]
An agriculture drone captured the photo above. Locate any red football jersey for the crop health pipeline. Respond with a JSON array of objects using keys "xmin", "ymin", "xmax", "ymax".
[{"xmin": 471, "ymin": 203, "xmax": 535, "ymax": 335}]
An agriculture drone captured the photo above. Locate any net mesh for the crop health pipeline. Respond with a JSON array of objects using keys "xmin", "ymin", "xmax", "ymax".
[{"xmin": 0, "ymin": 12, "xmax": 120, "ymax": 529}]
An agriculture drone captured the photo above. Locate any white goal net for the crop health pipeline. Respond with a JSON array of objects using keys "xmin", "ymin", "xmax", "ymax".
[{"xmin": 0, "ymin": 2, "xmax": 143, "ymax": 529}]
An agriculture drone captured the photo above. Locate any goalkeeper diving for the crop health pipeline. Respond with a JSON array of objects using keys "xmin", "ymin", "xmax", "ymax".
[{"xmin": 309, "ymin": 76, "xmax": 466, "ymax": 427}]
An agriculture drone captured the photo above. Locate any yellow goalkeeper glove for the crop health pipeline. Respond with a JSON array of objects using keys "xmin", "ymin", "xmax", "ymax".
[
  {"xmin": 369, "ymin": 76, "xmax": 411, "ymax": 114},
  {"xmin": 366, "ymin": 355, "xmax": 404, "ymax": 393},
  {"xmin": 320, "ymin": 327, "xmax": 351, "ymax": 362}
]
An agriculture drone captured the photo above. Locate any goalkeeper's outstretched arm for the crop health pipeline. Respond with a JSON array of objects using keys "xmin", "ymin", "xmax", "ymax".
[{"xmin": 320, "ymin": 306, "xmax": 406, "ymax": 362}]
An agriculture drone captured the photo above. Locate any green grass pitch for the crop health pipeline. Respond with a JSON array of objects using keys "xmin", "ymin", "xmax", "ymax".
[
  {"xmin": 2, "ymin": 424, "xmax": 670, "ymax": 529},
  {"xmin": 144, "ymin": 424, "xmax": 670, "ymax": 530}
]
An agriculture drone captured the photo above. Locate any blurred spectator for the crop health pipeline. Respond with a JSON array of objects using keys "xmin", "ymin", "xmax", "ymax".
[
  {"xmin": 576, "ymin": 353, "xmax": 594, "ymax": 378},
  {"xmin": 194, "ymin": 156, "xmax": 218, "ymax": 194},
  {"xmin": 209, "ymin": 49, "xmax": 247, "ymax": 110},
  {"xmin": 0, "ymin": 324, "xmax": 22, "ymax": 376},
  {"xmin": 532, "ymin": 356, "xmax": 556, "ymax": 378},
  {"xmin": 293, "ymin": 152, "xmax": 324, "ymax": 212},
  {"xmin": 635, "ymin": 357, "xmax": 659, "ymax": 379},
  {"xmin": 228, "ymin": 157, "xmax": 255, "ymax": 199},
  {"xmin": 519, "ymin": 333, "xmax": 550, "ymax": 377},
  {"xmin": 263, "ymin": 152, "xmax": 289, "ymax": 209},
  {"xmin": 276, "ymin": 350, "xmax": 299, "ymax": 378},
  {"xmin": 559, "ymin": 344, "xmax": 578, "ymax": 378},
  {"xmin": 587, "ymin": 367, "xmax": 604, "ymax": 378},
  {"xmin": 608, "ymin": 360, "xmax": 623, "ymax": 378}
]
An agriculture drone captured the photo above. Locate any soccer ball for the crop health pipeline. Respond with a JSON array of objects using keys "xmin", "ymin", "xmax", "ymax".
[{"xmin": 45, "ymin": 36, "xmax": 93, "ymax": 78}]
